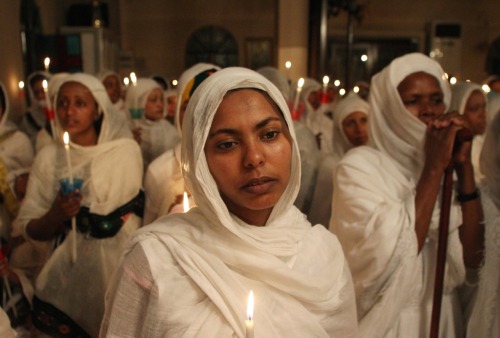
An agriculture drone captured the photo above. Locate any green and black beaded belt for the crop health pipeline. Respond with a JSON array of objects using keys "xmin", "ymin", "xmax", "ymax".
[{"xmin": 65, "ymin": 190, "xmax": 144, "ymax": 239}]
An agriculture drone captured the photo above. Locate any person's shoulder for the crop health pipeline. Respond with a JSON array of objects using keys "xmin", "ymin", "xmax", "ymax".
[{"xmin": 147, "ymin": 148, "xmax": 176, "ymax": 172}]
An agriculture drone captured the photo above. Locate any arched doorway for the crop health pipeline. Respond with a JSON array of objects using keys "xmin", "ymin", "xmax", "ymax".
[{"xmin": 185, "ymin": 25, "xmax": 238, "ymax": 68}]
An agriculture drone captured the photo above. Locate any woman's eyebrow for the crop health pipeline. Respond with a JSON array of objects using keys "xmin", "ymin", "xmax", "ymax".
[{"xmin": 208, "ymin": 117, "xmax": 282, "ymax": 138}]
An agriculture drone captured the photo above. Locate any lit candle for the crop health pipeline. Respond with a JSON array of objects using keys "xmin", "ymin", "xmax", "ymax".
[
  {"xmin": 183, "ymin": 191, "xmax": 190, "ymax": 213},
  {"xmin": 63, "ymin": 132, "xmax": 77, "ymax": 264},
  {"xmin": 321, "ymin": 76, "xmax": 330, "ymax": 104},
  {"xmin": 44, "ymin": 57, "xmax": 51, "ymax": 72},
  {"xmin": 285, "ymin": 61, "xmax": 292, "ymax": 80},
  {"xmin": 18, "ymin": 81, "xmax": 25, "ymax": 113},
  {"xmin": 246, "ymin": 290, "xmax": 254, "ymax": 338},
  {"xmin": 42, "ymin": 80, "xmax": 57, "ymax": 140},
  {"xmin": 123, "ymin": 77, "xmax": 130, "ymax": 87},
  {"xmin": 293, "ymin": 78, "xmax": 304, "ymax": 112},
  {"xmin": 130, "ymin": 72, "xmax": 137, "ymax": 86},
  {"xmin": 322, "ymin": 75, "xmax": 329, "ymax": 92}
]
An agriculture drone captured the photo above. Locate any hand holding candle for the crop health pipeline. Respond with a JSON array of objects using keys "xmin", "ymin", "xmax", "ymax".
[
  {"xmin": 246, "ymin": 290, "xmax": 254, "ymax": 338},
  {"xmin": 63, "ymin": 132, "xmax": 77, "ymax": 264}
]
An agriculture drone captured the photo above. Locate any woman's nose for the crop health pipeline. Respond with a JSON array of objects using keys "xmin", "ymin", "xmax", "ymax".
[{"xmin": 243, "ymin": 141, "xmax": 265, "ymax": 168}]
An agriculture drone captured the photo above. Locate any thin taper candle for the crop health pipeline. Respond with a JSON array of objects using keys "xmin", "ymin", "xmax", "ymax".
[
  {"xmin": 63, "ymin": 132, "xmax": 77, "ymax": 263},
  {"xmin": 245, "ymin": 290, "xmax": 254, "ymax": 338},
  {"xmin": 293, "ymin": 78, "xmax": 305, "ymax": 112}
]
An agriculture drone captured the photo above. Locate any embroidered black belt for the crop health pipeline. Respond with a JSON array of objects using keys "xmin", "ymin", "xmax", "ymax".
[
  {"xmin": 32, "ymin": 296, "xmax": 91, "ymax": 338},
  {"xmin": 65, "ymin": 190, "xmax": 144, "ymax": 239}
]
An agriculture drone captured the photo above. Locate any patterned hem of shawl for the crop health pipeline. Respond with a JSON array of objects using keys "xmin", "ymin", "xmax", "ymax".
[{"xmin": 32, "ymin": 296, "xmax": 91, "ymax": 338}]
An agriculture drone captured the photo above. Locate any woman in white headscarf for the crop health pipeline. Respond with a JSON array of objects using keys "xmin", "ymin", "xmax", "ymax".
[
  {"xmin": 18, "ymin": 71, "xmax": 51, "ymax": 151},
  {"xmin": 449, "ymin": 82, "xmax": 487, "ymax": 183},
  {"xmin": 330, "ymin": 53, "xmax": 484, "ymax": 338},
  {"xmin": 101, "ymin": 67, "xmax": 357, "ymax": 337},
  {"xmin": 98, "ymin": 70, "xmax": 126, "ymax": 117},
  {"xmin": 465, "ymin": 112, "xmax": 500, "ymax": 338},
  {"xmin": 308, "ymin": 92, "xmax": 369, "ymax": 227},
  {"xmin": 16, "ymin": 73, "xmax": 143, "ymax": 337},
  {"xmin": 143, "ymin": 63, "xmax": 220, "ymax": 224},
  {"xmin": 126, "ymin": 78, "xmax": 180, "ymax": 171}
]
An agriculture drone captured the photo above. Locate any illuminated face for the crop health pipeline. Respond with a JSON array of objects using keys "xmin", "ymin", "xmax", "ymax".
[
  {"xmin": 32, "ymin": 79, "xmax": 46, "ymax": 102},
  {"xmin": 342, "ymin": 111, "xmax": 368, "ymax": 146},
  {"xmin": 56, "ymin": 82, "xmax": 98, "ymax": 145},
  {"xmin": 397, "ymin": 72, "xmax": 446, "ymax": 124},
  {"xmin": 166, "ymin": 94, "xmax": 177, "ymax": 120},
  {"xmin": 102, "ymin": 75, "xmax": 122, "ymax": 104},
  {"xmin": 204, "ymin": 89, "xmax": 292, "ymax": 226},
  {"xmin": 463, "ymin": 90, "xmax": 487, "ymax": 135},
  {"xmin": 144, "ymin": 88, "xmax": 164, "ymax": 121}
]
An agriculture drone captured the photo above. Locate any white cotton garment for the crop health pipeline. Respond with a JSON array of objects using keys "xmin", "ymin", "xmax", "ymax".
[
  {"xmin": 331, "ymin": 53, "xmax": 466, "ymax": 338},
  {"xmin": 101, "ymin": 67, "xmax": 358, "ymax": 338},
  {"xmin": 17, "ymin": 73, "xmax": 143, "ymax": 337},
  {"xmin": 308, "ymin": 92, "xmax": 369, "ymax": 227},
  {"xmin": 466, "ymin": 112, "xmax": 500, "ymax": 338}
]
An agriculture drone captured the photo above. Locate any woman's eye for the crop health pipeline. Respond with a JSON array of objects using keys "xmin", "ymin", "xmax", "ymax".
[
  {"xmin": 262, "ymin": 130, "xmax": 279, "ymax": 140},
  {"xmin": 216, "ymin": 141, "xmax": 237, "ymax": 151}
]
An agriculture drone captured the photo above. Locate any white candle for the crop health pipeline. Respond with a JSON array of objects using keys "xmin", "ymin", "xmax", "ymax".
[
  {"xmin": 245, "ymin": 290, "xmax": 254, "ymax": 338},
  {"xmin": 293, "ymin": 78, "xmax": 304, "ymax": 112},
  {"xmin": 183, "ymin": 191, "xmax": 190, "ymax": 213},
  {"xmin": 18, "ymin": 81, "xmax": 25, "ymax": 113},
  {"xmin": 44, "ymin": 57, "xmax": 50, "ymax": 72},
  {"xmin": 42, "ymin": 80, "xmax": 57, "ymax": 140},
  {"xmin": 63, "ymin": 132, "xmax": 77, "ymax": 264},
  {"xmin": 322, "ymin": 75, "xmax": 329, "ymax": 92},
  {"xmin": 42, "ymin": 79, "xmax": 52, "ymax": 110}
]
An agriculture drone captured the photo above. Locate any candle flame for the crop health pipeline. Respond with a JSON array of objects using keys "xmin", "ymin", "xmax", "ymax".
[
  {"xmin": 44, "ymin": 57, "xmax": 50, "ymax": 68},
  {"xmin": 123, "ymin": 77, "xmax": 130, "ymax": 86},
  {"xmin": 297, "ymin": 78, "xmax": 304, "ymax": 89},
  {"xmin": 323, "ymin": 75, "xmax": 330, "ymax": 86},
  {"xmin": 63, "ymin": 131, "xmax": 70, "ymax": 146},
  {"xmin": 18, "ymin": 81, "xmax": 24, "ymax": 90},
  {"xmin": 247, "ymin": 290, "xmax": 254, "ymax": 320},
  {"xmin": 42, "ymin": 79, "xmax": 48, "ymax": 90},
  {"xmin": 285, "ymin": 61, "xmax": 292, "ymax": 69},
  {"xmin": 130, "ymin": 72, "xmax": 137, "ymax": 85},
  {"xmin": 183, "ymin": 191, "xmax": 190, "ymax": 213}
]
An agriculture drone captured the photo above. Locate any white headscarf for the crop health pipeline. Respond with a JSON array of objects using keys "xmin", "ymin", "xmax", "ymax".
[
  {"xmin": 480, "ymin": 112, "xmax": 500, "ymax": 208},
  {"xmin": 181, "ymin": 67, "xmax": 301, "ymax": 233},
  {"xmin": 368, "ymin": 52, "xmax": 451, "ymax": 181},
  {"xmin": 332, "ymin": 92, "xmax": 370, "ymax": 159},
  {"xmin": 0, "ymin": 82, "xmax": 16, "ymax": 137},
  {"xmin": 55, "ymin": 73, "xmax": 131, "ymax": 144},
  {"xmin": 123, "ymin": 67, "xmax": 356, "ymax": 337},
  {"xmin": 256, "ymin": 66, "xmax": 291, "ymax": 101},
  {"xmin": 175, "ymin": 63, "xmax": 221, "ymax": 133},
  {"xmin": 486, "ymin": 92, "xmax": 500, "ymax": 125},
  {"xmin": 125, "ymin": 78, "xmax": 163, "ymax": 118},
  {"xmin": 449, "ymin": 82, "xmax": 485, "ymax": 115}
]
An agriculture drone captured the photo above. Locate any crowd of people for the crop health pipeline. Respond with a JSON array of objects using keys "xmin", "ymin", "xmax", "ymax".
[{"xmin": 0, "ymin": 51, "xmax": 497, "ymax": 337}]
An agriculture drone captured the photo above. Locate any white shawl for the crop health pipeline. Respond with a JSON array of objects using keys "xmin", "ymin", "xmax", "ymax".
[
  {"xmin": 101, "ymin": 67, "xmax": 357, "ymax": 337},
  {"xmin": 368, "ymin": 52, "xmax": 451, "ymax": 181},
  {"xmin": 468, "ymin": 113, "xmax": 500, "ymax": 338},
  {"xmin": 332, "ymin": 53, "xmax": 465, "ymax": 338}
]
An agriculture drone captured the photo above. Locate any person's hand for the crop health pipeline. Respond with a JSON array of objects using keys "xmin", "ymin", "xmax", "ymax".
[
  {"xmin": 423, "ymin": 112, "xmax": 466, "ymax": 173},
  {"xmin": 48, "ymin": 190, "xmax": 82, "ymax": 225},
  {"xmin": 132, "ymin": 127, "xmax": 142, "ymax": 144}
]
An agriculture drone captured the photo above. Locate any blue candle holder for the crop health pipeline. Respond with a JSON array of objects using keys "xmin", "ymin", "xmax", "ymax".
[
  {"xmin": 59, "ymin": 177, "xmax": 83, "ymax": 196},
  {"xmin": 129, "ymin": 108, "xmax": 144, "ymax": 120}
]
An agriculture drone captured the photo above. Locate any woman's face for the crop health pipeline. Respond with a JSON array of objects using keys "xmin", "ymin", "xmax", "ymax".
[
  {"xmin": 144, "ymin": 88, "xmax": 164, "ymax": 121},
  {"xmin": 342, "ymin": 111, "xmax": 369, "ymax": 146},
  {"xmin": 166, "ymin": 94, "xmax": 177, "ymax": 120},
  {"xmin": 102, "ymin": 75, "xmax": 122, "ymax": 104},
  {"xmin": 32, "ymin": 79, "xmax": 46, "ymax": 102},
  {"xmin": 463, "ymin": 90, "xmax": 487, "ymax": 135},
  {"xmin": 205, "ymin": 89, "xmax": 292, "ymax": 226},
  {"xmin": 397, "ymin": 71, "xmax": 446, "ymax": 124},
  {"xmin": 56, "ymin": 82, "xmax": 98, "ymax": 144}
]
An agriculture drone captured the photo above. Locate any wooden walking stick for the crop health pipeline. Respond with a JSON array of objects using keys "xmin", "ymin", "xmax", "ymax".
[{"xmin": 429, "ymin": 128, "xmax": 472, "ymax": 338}]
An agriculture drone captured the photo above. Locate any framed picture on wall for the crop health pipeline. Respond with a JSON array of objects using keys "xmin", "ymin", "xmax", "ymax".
[{"xmin": 245, "ymin": 38, "xmax": 273, "ymax": 70}]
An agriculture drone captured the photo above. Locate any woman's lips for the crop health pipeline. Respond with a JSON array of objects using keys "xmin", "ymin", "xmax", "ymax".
[{"xmin": 241, "ymin": 177, "xmax": 276, "ymax": 194}]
